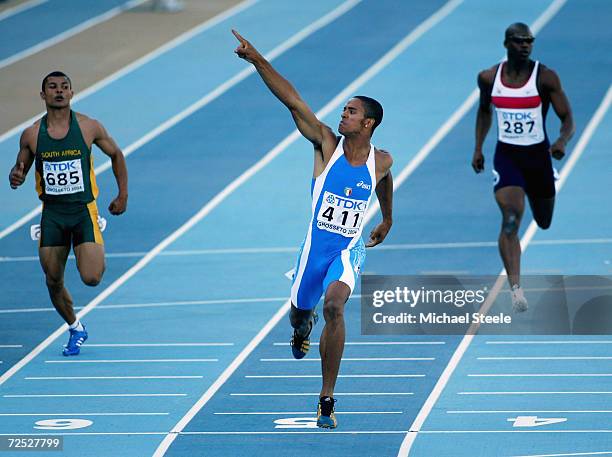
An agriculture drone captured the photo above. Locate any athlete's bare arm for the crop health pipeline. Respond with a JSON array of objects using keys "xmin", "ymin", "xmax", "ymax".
[
  {"xmin": 9, "ymin": 125, "xmax": 37, "ymax": 189},
  {"xmin": 232, "ymin": 30, "xmax": 338, "ymax": 161},
  {"xmin": 539, "ymin": 66, "xmax": 575, "ymax": 160},
  {"xmin": 79, "ymin": 115, "xmax": 128, "ymax": 215},
  {"xmin": 366, "ymin": 149, "xmax": 393, "ymax": 248},
  {"xmin": 472, "ymin": 66, "xmax": 496, "ymax": 173}
]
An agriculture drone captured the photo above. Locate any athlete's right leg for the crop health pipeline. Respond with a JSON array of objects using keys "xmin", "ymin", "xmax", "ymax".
[
  {"xmin": 39, "ymin": 245, "xmax": 74, "ymax": 324},
  {"xmin": 495, "ymin": 186, "xmax": 525, "ymax": 289}
]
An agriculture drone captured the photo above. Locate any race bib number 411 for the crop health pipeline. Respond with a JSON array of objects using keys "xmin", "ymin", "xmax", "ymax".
[
  {"xmin": 316, "ymin": 191, "xmax": 367, "ymax": 237},
  {"xmin": 43, "ymin": 159, "xmax": 84, "ymax": 195}
]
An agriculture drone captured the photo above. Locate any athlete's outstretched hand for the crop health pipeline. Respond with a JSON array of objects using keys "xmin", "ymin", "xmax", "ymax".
[
  {"xmin": 232, "ymin": 29, "xmax": 261, "ymax": 64},
  {"xmin": 471, "ymin": 150, "xmax": 485, "ymax": 173},
  {"xmin": 108, "ymin": 194, "xmax": 127, "ymax": 215},
  {"xmin": 9, "ymin": 162, "xmax": 25, "ymax": 189},
  {"xmin": 366, "ymin": 221, "xmax": 391, "ymax": 248},
  {"xmin": 550, "ymin": 139, "xmax": 566, "ymax": 160}
]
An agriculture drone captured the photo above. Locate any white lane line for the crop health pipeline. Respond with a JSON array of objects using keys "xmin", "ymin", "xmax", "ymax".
[
  {"xmin": 4, "ymin": 236, "xmax": 611, "ymax": 262},
  {"xmin": 468, "ymin": 374, "xmax": 612, "ymax": 377},
  {"xmin": 0, "ymin": 297, "xmax": 286, "ymax": 314},
  {"xmin": 25, "ymin": 376, "xmax": 204, "ymax": 380},
  {"xmin": 458, "ymin": 391, "xmax": 612, "ymax": 395},
  {"xmin": 0, "ymin": 0, "xmax": 149, "ymax": 70},
  {"xmin": 1, "ymin": 431, "xmax": 408, "ymax": 436},
  {"xmin": 260, "ymin": 357, "xmax": 434, "ymax": 362},
  {"xmin": 213, "ymin": 411, "xmax": 403, "ymax": 415},
  {"xmin": 0, "ymin": 0, "xmax": 47, "ymax": 22},
  {"xmin": 398, "ymin": 3, "xmax": 606, "ymax": 454},
  {"xmin": 0, "ymin": 8, "xmax": 366, "ymax": 394},
  {"xmin": 478, "ymin": 357, "xmax": 612, "ymax": 360},
  {"xmin": 245, "ymin": 374, "xmax": 425, "ymax": 378},
  {"xmin": 272, "ymin": 341, "xmax": 445, "ymax": 346},
  {"xmin": 85, "ymin": 343, "xmax": 233, "ymax": 347},
  {"xmin": 0, "ymin": 0, "xmax": 355, "ymax": 241},
  {"xmin": 0, "ymin": 345, "xmax": 22, "ymax": 348},
  {"xmin": 230, "ymin": 392, "xmax": 414, "ymax": 396},
  {"xmin": 0, "ymin": 412, "xmax": 168, "ymax": 416},
  {"xmin": 448, "ymin": 410, "xmax": 612, "ymax": 414},
  {"xmin": 0, "ymin": 0, "xmax": 256, "ymax": 141},
  {"xmin": 486, "ymin": 341, "xmax": 612, "ymax": 345},
  {"xmin": 152, "ymin": 1, "xmax": 466, "ymax": 453},
  {"xmin": 511, "ymin": 451, "xmax": 612, "ymax": 457},
  {"xmin": 44, "ymin": 359, "xmax": 218, "ymax": 363},
  {"xmin": 4, "ymin": 393, "xmax": 186, "ymax": 398},
  {"xmin": 417, "ymin": 430, "xmax": 612, "ymax": 434}
]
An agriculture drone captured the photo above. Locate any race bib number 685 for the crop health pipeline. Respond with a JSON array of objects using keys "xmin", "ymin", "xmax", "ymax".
[
  {"xmin": 316, "ymin": 191, "xmax": 367, "ymax": 237},
  {"xmin": 43, "ymin": 159, "xmax": 84, "ymax": 195}
]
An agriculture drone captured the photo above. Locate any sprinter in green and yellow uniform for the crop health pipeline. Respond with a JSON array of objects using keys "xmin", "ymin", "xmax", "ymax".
[{"xmin": 9, "ymin": 71, "xmax": 128, "ymax": 356}]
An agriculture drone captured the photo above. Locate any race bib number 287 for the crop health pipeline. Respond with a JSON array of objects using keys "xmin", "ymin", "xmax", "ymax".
[
  {"xmin": 43, "ymin": 159, "xmax": 84, "ymax": 195},
  {"xmin": 316, "ymin": 191, "xmax": 367, "ymax": 237}
]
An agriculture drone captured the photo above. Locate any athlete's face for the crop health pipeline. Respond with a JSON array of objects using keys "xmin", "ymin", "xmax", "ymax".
[
  {"xmin": 40, "ymin": 77, "xmax": 73, "ymax": 109},
  {"xmin": 505, "ymin": 33, "xmax": 534, "ymax": 61},
  {"xmin": 338, "ymin": 99, "xmax": 371, "ymax": 135}
]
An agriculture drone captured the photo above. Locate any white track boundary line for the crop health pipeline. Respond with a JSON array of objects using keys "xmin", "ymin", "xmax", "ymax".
[
  {"xmin": 0, "ymin": 1, "xmax": 363, "ymax": 385},
  {"xmin": 5, "ymin": 236, "xmax": 610, "ymax": 263},
  {"xmin": 511, "ymin": 451, "xmax": 612, "ymax": 457},
  {"xmin": 152, "ymin": 1, "xmax": 464, "ymax": 455},
  {"xmin": 0, "ymin": 0, "xmax": 148, "ymax": 70},
  {"xmin": 0, "ymin": 0, "xmax": 47, "ymax": 22},
  {"xmin": 0, "ymin": 0, "xmax": 256, "ymax": 142},
  {"xmin": 398, "ymin": 45, "xmax": 611, "ymax": 457}
]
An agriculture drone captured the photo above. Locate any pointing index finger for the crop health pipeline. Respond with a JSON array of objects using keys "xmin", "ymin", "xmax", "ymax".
[{"xmin": 232, "ymin": 29, "xmax": 245, "ymax": 43}]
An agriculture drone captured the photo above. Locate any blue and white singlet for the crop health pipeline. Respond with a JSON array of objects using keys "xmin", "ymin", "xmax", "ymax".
[{"xmin": 291, "ymin": 138, "xmax": 377, "ymax": 310}]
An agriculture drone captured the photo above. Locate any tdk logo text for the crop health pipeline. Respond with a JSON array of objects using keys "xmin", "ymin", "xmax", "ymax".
[
  {"xmin": 331, "ymin": 197, "xmax": 366, "ymax": 211},
  {"xmin": 356, "ymin": 180, "xmax": 371, "ymax": 190},
  {"xmin": 44, "ymin": 162, "xmax": 77, "ymax": 172},
  {"xmin": 502, "ymin": 112, "xmax": 533, "ymax": 121}
]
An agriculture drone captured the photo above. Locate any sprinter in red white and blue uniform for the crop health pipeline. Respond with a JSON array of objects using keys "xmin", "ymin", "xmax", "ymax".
[
  {"xmin": 233, "ymin": 30, "xmax": 393, "ymax": 429},
  {"xmin": 472, "ymin": 23, "xmax": 575, "ymax": 312}
]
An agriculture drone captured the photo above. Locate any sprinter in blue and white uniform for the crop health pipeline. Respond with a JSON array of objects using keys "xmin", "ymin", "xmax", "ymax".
[
  {"xmin": 233, "ymin": 30, "xmax": 393, "ymax": 429},
  {"xmin": 472, "ymin": 23, "xmax": 574, "ymax": 312}
]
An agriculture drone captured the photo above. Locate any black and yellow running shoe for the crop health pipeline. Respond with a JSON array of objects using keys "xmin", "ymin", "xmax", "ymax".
[
  {"xmin": 290, "ymin": 311, "xmax": 318, "ymax": 359},
  {"xmin": 317, "ymin": 396, "xmax": 337, "ymax": 429}
]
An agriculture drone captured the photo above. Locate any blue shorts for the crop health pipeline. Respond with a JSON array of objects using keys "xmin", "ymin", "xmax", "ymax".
[
  {"xmin": 290, "ymin": 238, "xmax": 366, "ymax": 311},
  {"xmin": 493, "ymin": 140, "xmax": 556, "ymax": 198}
]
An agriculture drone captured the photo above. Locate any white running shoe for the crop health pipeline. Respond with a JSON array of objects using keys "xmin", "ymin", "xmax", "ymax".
[{"xmin": 511, "ymin": 284, "xmax": 528, "ymax": 313}]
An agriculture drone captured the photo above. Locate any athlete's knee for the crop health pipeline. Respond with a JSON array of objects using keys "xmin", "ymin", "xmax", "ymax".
[
  {"xmin": 80, "ymin": 270, "xmax": 103, "ymax": 287},
  {"xmin": 501, "ymin": 210, "xmax": 520, "ymax": 236},
  {"xmin": 534, "ymin": 213, "xmax": 553, "ymax": 230},
  {"xmin": 323, "ymin": 296, "xmax": 344, "ymax": 323},
  {"xmin": 45, "ymin": 274, "xmax": 64, "ymax": 293},
  {"xmin": 290, "ymin": 305, "xmax": 313, "ymax": 335}
]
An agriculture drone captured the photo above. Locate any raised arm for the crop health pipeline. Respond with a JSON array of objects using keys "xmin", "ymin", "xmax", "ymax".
[
  {"xmin": 540, "ymin": 67, "xmax": 575, "ymax": 160},
  {"xmin": 9, "ymin": 127, "xmax": 36, "ymax": 189},
  {"xmin": 366, "ymin": 150, "xmax": 393, "ymax": 248},
  {"xmin": 92, "ymin": 120, "xmax": 128, "ymax": 215},
  {"xmin": 232, "ymin": 30, "xmax": 336, "ymax": 152},
  {"xmin": 472, "ymin": 69, "xmax": 495, "ymax": 173}
]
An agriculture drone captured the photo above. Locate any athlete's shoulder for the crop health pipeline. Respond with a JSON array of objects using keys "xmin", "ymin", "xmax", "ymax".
[
  {"xmin": 375, "ymin": 148, "xmax": 393, "ymax": 170},
  {"xmin": 477, "ymin": 64, "xmax": 498, "ymax": 86},
  {"xmin": 536, "ymin": 63, "xmax": 562, "ymax": 91},
  {"xmin": 21, "ymin": 120, "xmax": 40, "ymax": 143}
]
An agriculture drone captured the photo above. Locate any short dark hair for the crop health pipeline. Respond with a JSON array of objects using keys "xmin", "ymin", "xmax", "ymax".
[
  {"xmin": 504, "ymin": 22, "xmax": 532, "ymax": 43},
  {"xmin": 41, "ymin": 71, "xmax": 71, "ymax": 92},
  {"xmin": 353, "ymin": 95, "xmax": 383, "ymax": 132}
]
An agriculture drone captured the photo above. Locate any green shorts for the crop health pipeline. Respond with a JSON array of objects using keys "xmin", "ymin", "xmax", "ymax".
[{"xmin": 40, "ymin": 201, "xmax": 104, "ymax": 248}]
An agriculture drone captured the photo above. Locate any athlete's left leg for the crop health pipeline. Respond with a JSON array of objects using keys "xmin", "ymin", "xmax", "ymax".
[
  {"xmin": 319, "ymin": 281, "xmax": 350, "ymax": 398},
  {"xmin": 74, "ymin": 242, "xmax": 105, "ymax": 286},
  {"xmin": 528, "ymin": 196, "xmax": 555, "ymax": 229}
]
